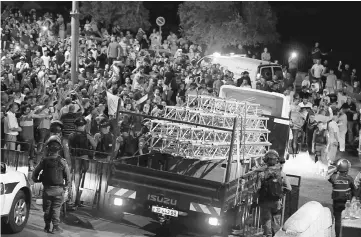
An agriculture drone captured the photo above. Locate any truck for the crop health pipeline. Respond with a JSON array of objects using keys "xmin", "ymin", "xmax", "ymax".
[{"xmin": 104, "ymin": 95, "xmax": 272, "ymax": 236}]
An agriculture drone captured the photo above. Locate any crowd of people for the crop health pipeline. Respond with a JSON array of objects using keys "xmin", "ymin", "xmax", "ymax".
[
  {"xmin": 288, "ymin": 47, "xmax": 360, "ymax": 176},
  {"xmin": 0, "ymin": 8, "xmax": 360, "ymax": 172}
]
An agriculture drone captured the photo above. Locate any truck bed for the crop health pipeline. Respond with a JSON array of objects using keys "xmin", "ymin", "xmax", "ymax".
[{"xmin": 108, "ymin": 162, "xmax": 225, "ymax": 212}]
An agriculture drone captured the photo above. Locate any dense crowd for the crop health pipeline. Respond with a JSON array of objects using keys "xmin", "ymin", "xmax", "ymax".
[{"xmin": 0, "ymin": 8, "xmax": 360, "ymax": 173}]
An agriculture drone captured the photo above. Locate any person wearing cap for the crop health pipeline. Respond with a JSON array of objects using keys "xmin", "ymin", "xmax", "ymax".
[
  {"xmin": 94, "ymin": 118, "xmax": 120, "ymax": 160},
  {"xmin": 68, "ymin": 116, "xmax": 96, "ymax": 207},
  {"xmin": 68, "ymin": 116, "xmax": 96, "ymax": 158}
]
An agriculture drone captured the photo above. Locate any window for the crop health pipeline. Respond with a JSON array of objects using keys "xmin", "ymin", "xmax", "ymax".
[
  {"xmin": 273, "ymin": 67, "xmax": 284, "ymax": 80},
  {"xmin": 260, "ymin": 67, "xmax": 272, "ymax": 81}
]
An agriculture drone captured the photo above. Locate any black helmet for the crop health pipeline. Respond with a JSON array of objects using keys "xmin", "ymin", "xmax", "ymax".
[
  {"xmin": 336, "ymin": 159, "xmax": 351, "ymax": 172},
  {"xmin": 74, "ymin": 117, "xmax": 87, "ymax": 127},
  {"xmin": 264, "ymin": 149, "xmax": 279, "ymax": 166},
  {"xmin": 46, "ymin": 135, "xmax": 63, "ymax": 153},
  {"xmin": 50, "ymin": 120, "xmax": 63, "ymax": 134}
]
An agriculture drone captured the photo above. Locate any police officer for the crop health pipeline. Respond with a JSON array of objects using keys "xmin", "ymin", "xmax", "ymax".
[
  {"xmin": 68, "ymin": 117, "xmax": 96, "ymax": 207},
  {"xmin": 254, "ymin": 150, "xmax": 292, "ymax": 237},
  {"xmin": 328, "ymin": 158, "xmax": 356, "ymax": 237},
  {"xmin": 32, "ymin": 135, "xmax": 70, "ymax": 234},
  {"xmin": 68, "ymin": 117, "xmax": 96, "ymax": 158},
  {"xmin": 94, "ymin": 118, "xmax": 114, "ymax": 159}
]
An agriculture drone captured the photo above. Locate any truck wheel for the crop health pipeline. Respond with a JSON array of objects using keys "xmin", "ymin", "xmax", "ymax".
[{"xmin": 3, "ymin": 191, "xmax": 30, "ymax": 233}]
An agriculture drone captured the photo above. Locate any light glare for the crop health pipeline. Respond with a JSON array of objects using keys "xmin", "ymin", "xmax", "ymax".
[
  {"xmin": 114, "ymin": 198, "xmax": 123, "ymax": 206},
  {"xmin": 213, "ymin": 52, "xmax": 221, "ymax": 57},
  {"xmin": 208, "ymin": 217, "xmax": 219, "ymax": 226}
]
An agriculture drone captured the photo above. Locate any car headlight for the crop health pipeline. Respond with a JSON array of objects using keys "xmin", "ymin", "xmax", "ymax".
[
  {"xmin": 114, "ymin": 198, "xmax": 123, "ymax": 206},
  {"xmin": 208, "ymin": 217, "xmax": 220, "ymax": 226}
]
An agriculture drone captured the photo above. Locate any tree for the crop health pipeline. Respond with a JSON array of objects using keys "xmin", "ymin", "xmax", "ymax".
[
  {"xmin": 178, "ymin": 1, "xmax": 279, "ymax": 51},
  {"xmin": 80, "ymin": 1, "xmax": 151, "ymax": 30}
]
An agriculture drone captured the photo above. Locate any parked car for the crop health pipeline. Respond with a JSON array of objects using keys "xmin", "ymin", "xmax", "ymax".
[{"xmin": 1, "ymin": 162, "xmax": 31, "ymax": 233}]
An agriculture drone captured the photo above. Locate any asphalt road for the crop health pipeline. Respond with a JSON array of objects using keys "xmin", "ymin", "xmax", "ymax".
[
  {"xmin": 2, "ymin": 150, "xmax": 360, "ymax": 237},
  {"xmin": 2, "ymin": 206, "xmax": 159, "ymax": 237}
]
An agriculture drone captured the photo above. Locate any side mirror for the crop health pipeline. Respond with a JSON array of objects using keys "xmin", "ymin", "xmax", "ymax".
[{"xmin": 1, "ymin": 162, "xmax": 7, "ymax": 174}]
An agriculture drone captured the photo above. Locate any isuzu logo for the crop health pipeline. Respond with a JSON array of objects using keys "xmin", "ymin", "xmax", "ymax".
[{"xmin": 147, "ymin": 194, "xmax": 177, "ymax": 206}]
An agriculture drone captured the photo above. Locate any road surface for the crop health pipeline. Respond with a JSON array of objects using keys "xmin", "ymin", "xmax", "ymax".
[
  {"xmin": 2, "ymin": 205, "xmax": 163, "ymax": 237},
  {"xmin": 2, "ymin": 150, "xmax": 360, "ymax": 237}
]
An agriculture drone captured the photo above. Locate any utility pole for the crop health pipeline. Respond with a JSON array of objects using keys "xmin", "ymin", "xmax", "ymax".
[{"xmin": 70, "ymin": 1, "xmax": 80, "ymax": 84}]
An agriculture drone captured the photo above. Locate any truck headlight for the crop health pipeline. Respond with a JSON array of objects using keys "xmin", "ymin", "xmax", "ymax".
[
  {"xmin": 208, "ymin": 217, "xmax": 220, "ymax": 226},
  {"xmin": 114, "ymin": 198, "xmax": 123, "ymax": 206}
]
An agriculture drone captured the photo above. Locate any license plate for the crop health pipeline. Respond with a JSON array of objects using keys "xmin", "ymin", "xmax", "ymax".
[{"xmin": 151, "ymin": 206, "xmax": 179, "ymax": 217}]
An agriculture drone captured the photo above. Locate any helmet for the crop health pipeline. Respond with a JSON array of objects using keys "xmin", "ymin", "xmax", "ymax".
[
  {"xmin": 50, "ymin": 120, "xmax": 63, "ymax": 134},
  {"xmin": 264, "ymin": 149, "xmax": 279, "ymax": 166},
  {"xmin": 336, "ymin": 159, "xmax": 351, "ymax": 172},
  {"xmin": 46, "ymin": 135, "xmax": 63, "ymax": 153}
]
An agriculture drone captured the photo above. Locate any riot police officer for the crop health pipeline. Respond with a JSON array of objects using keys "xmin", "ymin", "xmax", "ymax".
[
  {"xmin": 328, "ymin": 158, "xmax": 356, "ymax": 237},
  {"xmin": 32, "ymin": 135, "xmax": 70, "ymax": 233},
  {"xmin": 251, "ymin": 150, "xmax": 292, "ymax": 237},
  {"xmin": 68, "ymin": 117, "xmax": 96, "ymax": 207}
]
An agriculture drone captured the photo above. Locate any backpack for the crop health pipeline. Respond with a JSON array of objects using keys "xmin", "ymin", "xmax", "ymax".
[
  {"xmin": 261, "ymin": 170, "xmax": 283, "ymax": 201},
  {"xmin": 41, "ymin": 157, "xmax": 64, "ymax": 186}
]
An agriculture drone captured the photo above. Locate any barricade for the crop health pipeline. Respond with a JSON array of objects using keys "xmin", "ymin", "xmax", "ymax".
[
  {"xmin": 30, "ymin": 146, "xmax": 112, "ymax": 209},
  {"xmin": 1, "ymin": 140, "xmax": 30, "ymax": 177},
  {"xmin": 283, "ymin": 174, "xmax": 301, "ymax": 224},
  {"xmin": 70, "ymin": 154, "xmax": 111, "ymax": 209}
]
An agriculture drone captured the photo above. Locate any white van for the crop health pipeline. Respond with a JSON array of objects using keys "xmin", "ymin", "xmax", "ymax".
[{"xmin": 197, "ymin": 54, "xmax": 283, "ymax": 88}]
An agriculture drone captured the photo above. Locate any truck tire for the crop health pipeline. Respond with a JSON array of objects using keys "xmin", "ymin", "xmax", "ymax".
[{"xmin": 2, "ymin": 190, "xmax": 30, "ymax": 233}]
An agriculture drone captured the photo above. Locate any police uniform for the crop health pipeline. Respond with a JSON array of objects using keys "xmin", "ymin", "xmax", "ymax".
[
  {"xmin": 256, "ymin": 150, "xmax": 292, "ymax": 237},
  {"xmin": 94, "ymin": 118, "xmax": 113, "ymax": 159},
  {"xmin": 68, "ymin": 117, "xmax": 93, "ymax": 159},
  {"xmin": 328, "ymin": 159, "xmax": 356, "ymax": 237},
  {"xmin": 68, "ymin": 117, "xmax": 94, "ymax": 207},
  {"xmin": 31, "ymin": 136, "xmax": 70, "ymax": 233}
]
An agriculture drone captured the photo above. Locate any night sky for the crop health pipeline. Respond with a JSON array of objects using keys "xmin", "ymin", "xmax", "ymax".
[{"xmin": 143, "ymin": 1, "xmax": 360, "ymax": 69}]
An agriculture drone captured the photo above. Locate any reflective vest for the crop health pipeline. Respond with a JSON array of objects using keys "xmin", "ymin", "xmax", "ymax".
[{"xmin": 332, "ymin": 174, "xmax": 352, "ymax": 201}]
